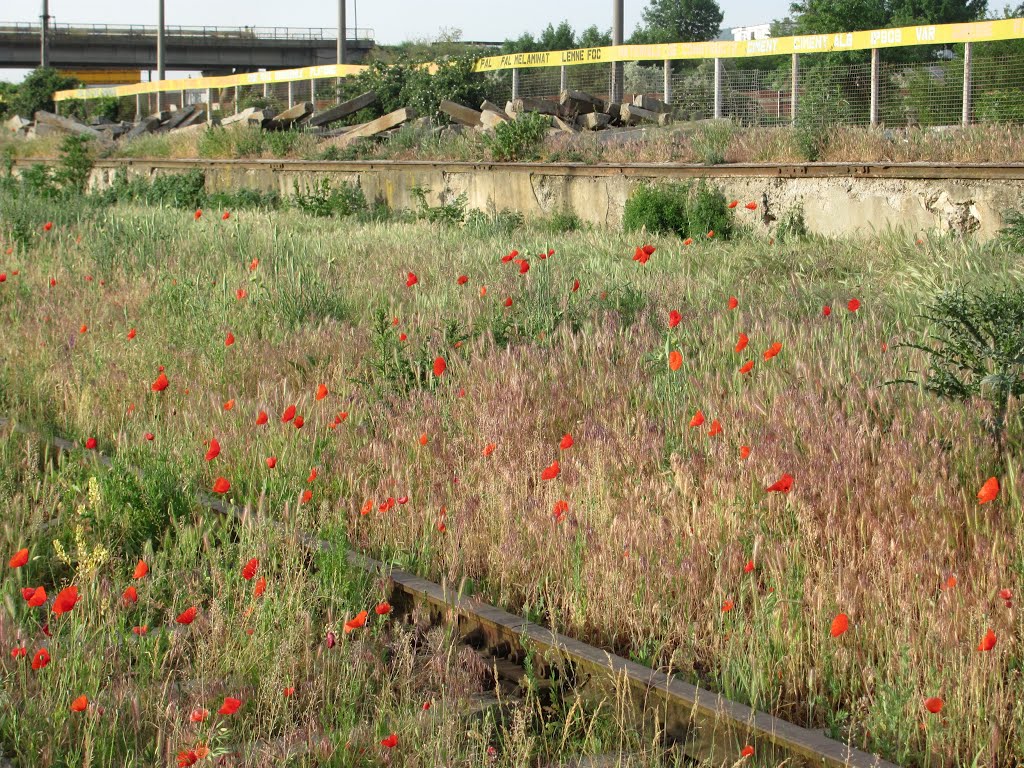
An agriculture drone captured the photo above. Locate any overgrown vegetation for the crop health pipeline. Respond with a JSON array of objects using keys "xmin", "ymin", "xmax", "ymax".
[
  {"xmin": 902, "ymin": 286, "xmax": 1024, "ymax": 456},
  {"xmin": 481, "ymin": 112, "xmax": 551, "ymax": 162},
  {"xmin": 623, "ymin": 180, "xmax": 733, "ymax": 239},
  {"xmin": 2, "ymin": 178, "xmax": 1023, "ymax": 767}
]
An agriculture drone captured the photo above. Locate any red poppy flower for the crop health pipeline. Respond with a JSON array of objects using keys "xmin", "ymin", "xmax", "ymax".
[
  {"xmin": 122, "ymin": 585, "xmax": 138, "ymax": 604},
  {"xmin": 43, "ymin": 221, "xmax": 53, "ymax": 231},
  {"xmin": 255, "ymin": 411, "xmax": 268, "ymax": 425},
  {"xmin": 212, "ymin": 477, "xmax": 230, "ymax": 494},
  {"xmin": 457, "ymin": 274, "xmax": 468, "ymax": 284},
  {"xmin": 375, "ymin": 601, "xmax": 392, "ymax": 615},
  {"xmin": 540, "ymin": 460, "xmax": 561, "ymax": 481},
  {"xmin": 924, "ymin": 697, "xmax": 944, "ymax": 714},
  {"xmin": 405, "ymin": 272, "xmax": 418, "ymax": 287},
  {"xmin": 217, "ymin": 696, "xmax": 242, "ymax": 715},
  {"xmin": 668, "ymin": 310, "xmax": 682, "ymax": 328},
  {"xmin": 52, "ymin": 585, "xmax": 80, "ymax": 616},
  {"xmin": 31, "ymin": 648, "xmax": 50, "ymax": 670},
  {"xmin": 668, "ymin": 350, "xmax": 683, "ymax": 371},
  {"xmin": 739, "ymin": 360, "xmax": 754, "ymax": 374},
  {"xmin": 381, "ymin": 734, "xmax": 398, "ymax": 749},
  {"xmin": 222, "ymin": 211, "xmax": 230, "ymax": 220},
  {"xmin": 433, "ymin": 356, "xmax": 447, "ymax": 377},
  {"xmin": 281, "ymin": 404, "xmax": 296, "ymax": 423},
  {"xmin": 745, "ymin": 202, "xmax": 757, "ymax": 210},
  {"xmin": 9, "ymin": 548, "xmax": 28, "ymax": 568},
  {"xmin": 560, "ymin": 434, "xmax": 574, "ymax": 450},
  {"xmin": 176, "ymin": 606, "xmax": 198, "ymax": 625},
  {"xmin": 728, "ymin": 200, "xmax": 739, "ymax": 209},
  {"xmin": 266, "ymin": 456, "xmax": 277, "ymax": 468},
  {"xmin": 822, "ymin": 305, "xmax": 831, "ymax": 317},
  {"xmin": 27, "ymin": 586, "xmax": 46, "ymax": 607},
  {"xmin": 301, "ymin": 489, "xmax": 313, "ymax": 504},
  {"xmin": 132, "ymin": 625, "xmax": 148, "ymax": 635},
  {"xmin": 190, "ymin": 708, "xmax": 209, "ymax": 722},
  {"xmin": 689, "ymin": 411, "xmax": 705, "ymax": 428},
  {"xmin": 151, "ymin": 373, "xmax": 169, "ymax": 392},
  {"xmin": 344, "ymin": 610, "xmax": 368, "ymax": 633},
  {"xmin": 830, "ymin": 613, "xmax": 849, "ymax": 638},
  {"xmin": 552, "ymin": 499, "xmax": 569, "ymax": 523},
  {"xmin": 194, "ymin": 209, "xmax": 202, "ymax": 220},
  {"xmin": 739, "ymin": 445, "xmax": 751, "ymax": 459},
  {"xmin": 204, "ymin": 439, "xmax": 220, "ymax": 462},
  {"xmin": 242, "ymin": 558, "xmax": 258, "ymax": 581},
  {"xmin": 978, "ymin": 477, "xmax": 999, "ymax": 504},
  {"xmin": 977, "ymin": 628, "xmax": 997, "ymax": 651},
  {"xmin": 133, "ymin": 560, "xmax": 149, "ymax": 579},
  {"xmin": 766, "ymin": 474, "xmax": 793, "ymax": 493},
  {"xmin": 741, "ymin": 745, "xmax": 754, "ymax": 758},
  {"xmin": 728, "ymin": 296, "xmax": 738, "ymax": 309},
  {"xmin": 127, "ymin": 328, "xmax": 137, "ymax": 339},
  {"xmin": 71, "ymin": 695, "xmax": 88, "ymax": 712},
  {"xmin": 254, "ymin": 577, "xmax": 266, "ymax": 597},
  {"xmin": 847, "ymin": 298, "xmax": 860, "ymax": 312}
]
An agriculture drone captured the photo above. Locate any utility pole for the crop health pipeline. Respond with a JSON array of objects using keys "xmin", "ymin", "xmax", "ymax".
[
  {"xmin": 40, "ymin": 0, "xmax": 49, "ymax": 68},
  {"xmin": 611, "ymin": 0, "xmax": 624, "ymax": 103},
  {"xmin": 156, "ymin": 0, "xmax": 165, "ymax": 110},
  {"xmin": 337, "ymin": 0, "xmax": 347, "ymax": 65}
]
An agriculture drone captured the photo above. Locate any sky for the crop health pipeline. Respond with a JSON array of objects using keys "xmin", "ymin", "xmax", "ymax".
[
  {"xmin": 5, "ymin": 0, "xmax": 790, "ymax": 45},
  {"xmin": 1, "ymin": 0, "xmax": 792, "ymax": 83}
]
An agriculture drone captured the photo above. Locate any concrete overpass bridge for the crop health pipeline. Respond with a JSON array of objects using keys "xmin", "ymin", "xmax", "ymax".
[{"xmin": 0, "ymin": 22, "xmax": 376, "ymax": 74}]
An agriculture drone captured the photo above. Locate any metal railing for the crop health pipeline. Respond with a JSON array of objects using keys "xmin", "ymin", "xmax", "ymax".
[{"xmin": 0, "ymin": 22, "xmax": 374, "ymax": 41}]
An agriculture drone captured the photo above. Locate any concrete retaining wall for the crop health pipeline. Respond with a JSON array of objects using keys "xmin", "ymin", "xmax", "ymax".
[{"xmin": 65, "ymin": 159, "xmax": 1024, "ymax": 240}]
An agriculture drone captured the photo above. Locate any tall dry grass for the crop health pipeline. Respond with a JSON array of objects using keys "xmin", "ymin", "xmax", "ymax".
[{"xmin": 1, "ymin": 191, "xmax": 1022, "ymax": 766}]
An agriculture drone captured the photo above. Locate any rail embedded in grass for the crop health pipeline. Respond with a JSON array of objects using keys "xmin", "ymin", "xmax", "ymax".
[{"xmin": 0, "ymin": 413, "xmax": 894, "ymax": 768}]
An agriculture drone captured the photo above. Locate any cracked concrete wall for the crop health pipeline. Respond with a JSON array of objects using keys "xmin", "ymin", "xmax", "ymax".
[{"xmin": 84, "ymin": 163, "xmax": 1023, "ymax": 240}]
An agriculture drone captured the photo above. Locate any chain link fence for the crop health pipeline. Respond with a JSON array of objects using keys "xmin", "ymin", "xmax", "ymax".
[{"xmin": 56, "ymin": 34, "xmax": 1024, "ymax": 131}]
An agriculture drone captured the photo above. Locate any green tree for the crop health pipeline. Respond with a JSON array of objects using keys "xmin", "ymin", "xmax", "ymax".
[
  {"xmin": 9, "ymin": 67, "xmax": 80, "ymax": 118},
  {"xmin": 789, "ymin": 0, "xmax": 985, "ymax": 34},
  {"xmin": 578, "ymin": 25, "xmax": 613, "ymax": 48},
  {"xmin": 502, "ymin": 32, "xmax": 541, "ymax": 53},
  {"xmin": 539, "ymin": 21, "xmax": 576, "ymax": 50},
  {"xmin": 631, "ymin": 0, "xmax": 725, "ymax": 43}
]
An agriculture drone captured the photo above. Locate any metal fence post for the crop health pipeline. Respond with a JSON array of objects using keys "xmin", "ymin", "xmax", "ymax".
[
  {"xmin": 511, "ymin": 68, "xmax": 520, "ymax": 101},
  {"xmin": 870, "ymin": 48, "xmax": 879, "ymax": 127},
  {"xmin": 962, "ymin": 41, "xmax": 973, "ymax": 127},
  {"xmin": 790, "ymin": 53, "xmax": 799, "ymax": 122},
  {"xmin": 663, "ymin": 59, "xmax": 672, "ymax": 104},
  {"xmin": 205, "ymin": 88, "xmax": 212, "ymax": 124},
  {"xmin": 560, "ymin": 65, "xmax": 567, "ymax": 92},
  {"xmin": 287, "ymin": 81, "xmax": 294, "ymax": 109},
  {"xmin": 713, "ymin": 57, "xmax": 723, "ymax": 119},
  {"xmin": 135, "ymin": 94, "xmax": 142, "ymax": 121},
  {"xmin": 310, "ymin": 78, "xmax": 316, "ymax": 107},
  {"xmin": 180, "ymin": 89, "xmax": 186, "ymax": 109},
  {"xmin": 263, "ymin": 82, "xmax": 269, "ymax": 100}
]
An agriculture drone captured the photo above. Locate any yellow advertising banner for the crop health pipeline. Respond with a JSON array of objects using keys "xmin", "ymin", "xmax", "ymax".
[
  {"xmin": 472, "ymin": 17, "xmax": 1024, "ymax": 71},
  {"xmin": 59, "ymin": 70, "xmax": 143, "ymax": 85},
  {"xmin": 54, "ymin": 64, "xmax": 367, "ymax": 102}
]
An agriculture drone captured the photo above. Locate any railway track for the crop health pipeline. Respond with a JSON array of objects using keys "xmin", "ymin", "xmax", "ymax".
[
  {"xmin": 0, "ymin": 414, "xmax": 895, "ymax": 768},
  {"xmin": 14, "ymin": 156, "xmax": 1024, "ymax": 181}
]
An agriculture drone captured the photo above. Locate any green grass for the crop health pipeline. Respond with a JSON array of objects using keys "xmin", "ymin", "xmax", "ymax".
[{"xmin": 2, "ymin": 186, "xmax": 1024, "ymax": 766}]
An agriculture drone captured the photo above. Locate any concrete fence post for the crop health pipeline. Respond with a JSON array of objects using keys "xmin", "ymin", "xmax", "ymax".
[
  {"xmin": 205, "ymin": 88, "xmax": 212, "ymax": 124},
  {"xmin": 790, "ymin": 53, "xmax": 799, "ymax": 122},
  {"xmin": 135, "ymin": 94, "xmax": 142, "ymax": 121},
  {"xmin": 713, "ymin": 57, "xmax": 723, "ymax": 119},
  {"xmin": 263, "ymin": 82, "xmax": 269, "ymax": 100},
  {"xmin": 511, "ymin": 68, "xmax": 520, "ymax": 101},
  {"xmin": 287, "ymin": 81, "xmax": 294, "ymax": 109},
  {"xmin": 962, "ymin": 41, "xmax": 973, "ymax": 127},
  {"xmin": 560, "ymin": 65, "xmax": 567, "ymax": 92},
  {"xmin": 310, "ymin": 78, "xmax": 316, "ymax": 107},
  {"xmin": 870, "ymin": 48, "xmax": 879, "ymax": 127},
  {"xmin": 180, "ymin": 89, "xmax": 186, "ymax": 109},
  {"xmin": 663, "ymin": 59, "xmax": 672, "ymax": 104},
  {"xmin": 234, "ymin": 86, "xmax": 239, "ymax": 115}
]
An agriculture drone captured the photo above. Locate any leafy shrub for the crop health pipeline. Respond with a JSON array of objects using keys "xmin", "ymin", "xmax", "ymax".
[
  {"xmin": 265, "ymin": 129, "xmax": 301, "ymax": 158},
  {"xmin": 148, "ymin": 170, "xmax": 207, "ymax": 209},
  {"xmin": 293, "ymin": 178, "xmax": 367, "ymax": 218},
  {"xmin": 545, "ymin": 210, "xmax": 583, "ymax": 233},
  {"xmin": 975, "ymin": 89, "xmax": 1024, "ymax": 124},
  {"xmin": 53, "ymin": 135, "xmax": 94, "ymax": 196},
  {"xmin": 465, "ymin": 207, "xmax": 524, "ymax": 236},
  {"xmin": 231, "ymin": 126, "xmax": 266, "ymax": 158},
  {"xmin": 999, "ymin": 211, "xmax": 1024, "ymax": 252},
  {"xmin": 691, "ymin": 120, "xmax": 734, "ymax": 165},
  {"xmin": 482, "ymin": 112, "xmax": 550, "ymax": 162},
  {"xmin": 902, "ymin": 286, "xmax": 1024, "ymax": 455},
  {"xmin": 687, "ymin": 181, "xmax": 732, "ymax": 239},
  {"xmin": 197, "ymin": 126, "xmax": 234, "ymax": 158},
  {"xmin": 793, "ymin": 73, "xmax": 853, "ymax": 162},
  {"xmin": 410, "ymin": 186, "xmax": 468, "ymax": 225},
  {"xmin": 623, "ymin": 181, "xmax": 733, "ymax": 240},
  {"xmin": 623, "ymin": 182, "xmax": 688, "ymax": 237},
  {"xmin": 776, "ymin": 205, "xmax": 808, "ymax": 241}
]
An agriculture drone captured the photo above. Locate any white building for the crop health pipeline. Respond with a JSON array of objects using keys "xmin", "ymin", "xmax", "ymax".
[{"xmin": 729, "ymin": 24, "xmax": 772, "ymax": 41}]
